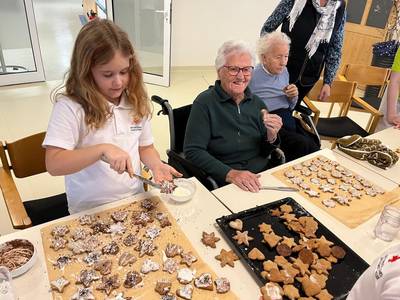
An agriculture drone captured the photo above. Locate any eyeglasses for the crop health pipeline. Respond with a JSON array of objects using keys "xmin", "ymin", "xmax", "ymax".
[{"xmin": 223, "ymin": 65, "xmax": 254, "ymax": 76}]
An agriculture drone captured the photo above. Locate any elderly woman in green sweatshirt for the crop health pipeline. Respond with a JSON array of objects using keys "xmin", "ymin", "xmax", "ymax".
[{"xmin": 183, "ymin": 40, "xmax": 283, "ymax": 192}]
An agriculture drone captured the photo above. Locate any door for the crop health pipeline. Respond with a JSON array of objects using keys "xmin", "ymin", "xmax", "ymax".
[
  {"xmin": 340, "ymin": 0, "xmax": 393, "ymax": 70},
  {"xmin": 0, "ymin": 0, "xmax": 45, "ymax": 86},
  {"xmin": 107, "ymin": 0, "xmax": 172, "ymax": 86}
]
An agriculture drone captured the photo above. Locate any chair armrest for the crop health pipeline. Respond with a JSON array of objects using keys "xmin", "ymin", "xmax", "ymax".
[
  {"xmin": 337, "ymin": 74, "xmax": 347, "ymax": 81},
  {"xmin": 303, "ymin": 96, "xmax": 320, "ymax": 124},
  {"xmin": 294, "ymin": 105, "xmax": 312, "ymax": 116},
  {"xmin": 0, "ymin": 168, "xmax": 32, "ymax": 229},
  {"xmin": 167, "ymin": 150, "xmax": 219, "ymax": 190},
  {"xmin": 351, "ymin": 96, "xmax": 382, "ymax": 116}
]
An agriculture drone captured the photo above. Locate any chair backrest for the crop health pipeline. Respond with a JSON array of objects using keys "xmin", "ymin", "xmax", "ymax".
[
  {"xmin": 0, "ymin": 132, "xmax": 47, "ymax": 178},
  {"xmin": 343, "ymin": 64, "xmax": 390, "ymax": 97},
  {"xmin": 343, "ymin": 64, "xmax": 391, "ymax": 98},
  {"xmin": 308, "ymin": 79, "xmax": 356, "ymax": 106},
  {"xmin": 171, "ymin": 105, "xmax": 192, "ymax": 153}
]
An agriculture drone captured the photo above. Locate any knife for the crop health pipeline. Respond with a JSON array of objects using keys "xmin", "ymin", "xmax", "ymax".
[
  {"xmin": 100, "ymin": 155, "xmax": 162, "ymax": 189},
  {"xmin": 260, "ymin": 186, "xmax": 299, "ymax": 192}
]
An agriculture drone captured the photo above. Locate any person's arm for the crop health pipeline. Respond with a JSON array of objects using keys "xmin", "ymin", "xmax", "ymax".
[
  {"xmin": 139, "ymin": 144, "xmax": 181, "ymax": 182},
  {"xmin": 320, "ymin": 4, "xmax": 346, "ymax": 101},
  {"xmin": 260, "ymin": 0, "xmax": 294, "ymax": 36},
  {"xmin": 46, "ymin": 143, "xmax": 134, "ymax": 176},
  {"xmin": 387, "ymin": 71, "xmax": 400, "ymax": 127},
  {"xmin": 183, "ymin": 101, "xmax": 232, "ymax": 184}
]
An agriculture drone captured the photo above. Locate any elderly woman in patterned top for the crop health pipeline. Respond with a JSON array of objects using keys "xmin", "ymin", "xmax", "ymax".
[{"xmin": 260, "ymin": 0, "xmax": 346, "ymax": 104}]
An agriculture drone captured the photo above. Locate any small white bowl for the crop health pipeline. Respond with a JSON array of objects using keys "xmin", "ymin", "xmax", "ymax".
[
  {"xmin": 0, "ymin": 239, "xmax": 36, "ymax": 278},
  {"xmin": 168, "ymin": 178, "xmax": 196, "ymax": 203}
]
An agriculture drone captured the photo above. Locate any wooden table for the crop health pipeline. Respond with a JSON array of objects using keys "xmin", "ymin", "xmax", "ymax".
[
  {"xmin": 334, "ymin": 126, "xmax": 400, "ymax": 185},
  {"xmin": 0, "ymin": 178, "xmax": 261, "ymax": 300},
  {"xmin": 212, "ymin": 149, "xmax": 400, "ymax": 265}
]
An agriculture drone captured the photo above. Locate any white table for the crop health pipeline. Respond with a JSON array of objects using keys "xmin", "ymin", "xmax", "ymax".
[
  {"xmin": 212, "ymin": 149, "xmax": 400, "ymax": 265},
  {"xmin": 0, "ymin": 178, "xmax": 261, "ymax": 300},
  {"xmin": 334, "ymin": 127, "xmax": 400, "ymax": 185}
]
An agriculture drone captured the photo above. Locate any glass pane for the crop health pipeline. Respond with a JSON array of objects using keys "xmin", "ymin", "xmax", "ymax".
[
  {"xmin": 347, "ymin": 0, "xmax": 367, "ymax": 24},
  {"xmin": 0, "ymin": 0, "xmax": 36, "ymax": 75},
  {"xmin": 366, "ymin": 0, "xmax": 393, "ymax": 29},
  {"xmin": 113, "ymin": 0, "xmax": 164, "ymax": 77}
]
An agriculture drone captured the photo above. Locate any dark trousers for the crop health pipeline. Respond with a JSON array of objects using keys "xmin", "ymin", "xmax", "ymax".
[
  {"xmin": 279, "ymin": 124, "xmax": 320, "ymax": 162},
  {"xmin": 295, "ymin": 84, "xmax": 314, "ymax": 109}
]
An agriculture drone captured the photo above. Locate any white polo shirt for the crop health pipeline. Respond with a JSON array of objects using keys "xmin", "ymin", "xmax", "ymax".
[
  {"xmin": 43, "ymin": 95, "xmax": 153, "ymax": 214},
  {"xmin": 347, "ymin": 244, "xmax": 400, "ymax": 300}
]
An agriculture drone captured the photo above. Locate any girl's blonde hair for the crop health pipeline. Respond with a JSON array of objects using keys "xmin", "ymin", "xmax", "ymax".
[{"xmin": 53, "ymin": 19, "xmax": 151, "ymax": 128}]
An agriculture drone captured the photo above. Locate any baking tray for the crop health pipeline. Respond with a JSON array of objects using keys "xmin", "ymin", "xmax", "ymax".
[{"xmin": 216, "ymin": 197, "xmax": 369, "ymax": 299}]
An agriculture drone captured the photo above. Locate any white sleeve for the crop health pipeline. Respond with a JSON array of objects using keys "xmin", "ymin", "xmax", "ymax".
[
  {"xmin": 139, "ymin": 116, "xmax": 154, "ymax": 147},
  {"xmin": 42, "ymin": 98, "xmax": 82, "ymax": 150}
]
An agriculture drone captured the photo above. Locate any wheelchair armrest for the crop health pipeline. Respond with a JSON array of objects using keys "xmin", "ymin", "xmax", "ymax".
[
  {"xmin": 0, "ymin": 167, "xmax": 32, "ymax": 229},
  {"xmin": 294, "ymin": 104, "xmax": 313, "ymax": 116},
  {"xmin": 167, "ymin": 150, "xmax": 219, "ymax": 190},
  {"xmin": 151, "ymin": 95, "xmax": 173, "ymax": 116},
  {"xmin": 151, "ymin": 95, "xmax": 167, "ymax": 106}
]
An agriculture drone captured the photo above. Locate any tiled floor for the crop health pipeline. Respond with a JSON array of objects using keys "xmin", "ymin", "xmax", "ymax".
[{"xmin": 0, "ymin": 0, "xmax": 371, "ymax": 235}]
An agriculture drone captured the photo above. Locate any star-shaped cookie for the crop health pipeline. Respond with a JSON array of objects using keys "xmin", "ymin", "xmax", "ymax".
[
  {"xmin": 233, "ymin": 230, "xmax": 254, "ymax": 246},
  {"xmin": 201, "ymin": 231, "xmax": 220, "ymax": 248},
  {"xmin": 215, "ymin": 249, "xmax": 239, "ymax": 267}
]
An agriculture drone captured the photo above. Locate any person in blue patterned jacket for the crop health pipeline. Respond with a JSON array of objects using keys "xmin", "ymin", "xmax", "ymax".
[{"xmin": 261, "ymin": 0, "xmax": 346, "ymax": 105}]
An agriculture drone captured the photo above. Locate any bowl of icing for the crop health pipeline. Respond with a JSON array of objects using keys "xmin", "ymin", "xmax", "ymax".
[{"xmin": 168, "ymin": 178, "xmax": 196, "ymax": 203}]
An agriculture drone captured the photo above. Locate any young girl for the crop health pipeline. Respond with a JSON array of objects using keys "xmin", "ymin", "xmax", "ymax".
[{"xmin": 43, "ymin": 19, "xmax": 180, "ymax": 214}]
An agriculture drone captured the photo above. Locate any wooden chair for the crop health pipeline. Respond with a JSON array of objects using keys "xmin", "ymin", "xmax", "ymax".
[
  {"xmin": 303, "ymin": 80, "xmax": 382, "ymax": 147},
  {"xmin": 0, "ymin": 132, "xmax": 69, "ymax": 229},
  {"xmin": 335, "ymin": 64, "xmax": 391, "ymax": 129}
]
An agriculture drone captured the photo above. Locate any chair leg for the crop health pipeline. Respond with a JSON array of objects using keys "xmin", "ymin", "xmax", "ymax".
[{"xmin": 327, "ymin": 103, "xmax": 335, "ymax": 118}]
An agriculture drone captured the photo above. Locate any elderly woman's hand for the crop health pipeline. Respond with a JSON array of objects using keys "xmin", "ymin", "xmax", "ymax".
[
  {"xmin": 283, "ymin": 84, "xmax": 298, "ymax": 99},
  {"xmin": 261, "ymin": 109, "xmax": 282, "ymax": 143},
  {"xmin": 226, "ymin": 169, "xmax": 261, "ymax": 192},
  {"xmin": 388, "ymin": 114, "xmax": 400, "ymax": 129}
]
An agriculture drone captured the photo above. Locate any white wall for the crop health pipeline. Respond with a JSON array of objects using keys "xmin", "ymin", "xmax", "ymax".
[{"xmin": 170, "ymin": 0, "xmax": 280, "ymax": 66}]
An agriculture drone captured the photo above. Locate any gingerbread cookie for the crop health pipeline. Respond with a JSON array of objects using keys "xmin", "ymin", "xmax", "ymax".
[
  {"xmin": 176, "ymin": 284, "xmax": 193, "ymax": 300},
  {"xmin": 194, "ymin": 273, "xmax": 213, "ymax": 291},
  {"xmin": 233, "ymin": 230, "xmax": 254, "ymax": 246},
  {"xmin": 214, "ymin": 277, "xmax": 230, "ymax": 294},
  {"xmin": 215, "ymin": 249, "xmax": 239, "ymax": 267},
  {"xmin": 201, "ymin": 231, "xmax": 220, "ymax": 248},
  {"xmin": 155, "ymin": 279, "xmax": 172, "ymax": 295},
  {"xmin": 50, "ymin": 276, "xmax": 70, "ymax": 292},
  {"xmin": 228, "ymin": 219, "xmax": 243, "ymax": 231},
  {"xmin": 248, "ymin": 247, "xmax": 265, "ymax": 260}
]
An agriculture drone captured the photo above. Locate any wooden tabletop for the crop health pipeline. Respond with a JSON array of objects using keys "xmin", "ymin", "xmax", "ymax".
[
  {"xmin": 212, "ymin": 149, "xmax": 400, "ymax": 265},
  {"xmin": 334, "ymin": 126, "xmax": 400, "ymax": 185},
  {"xmin": 0, "ymin": 178, "xmax": 261, "ymax": 300}
]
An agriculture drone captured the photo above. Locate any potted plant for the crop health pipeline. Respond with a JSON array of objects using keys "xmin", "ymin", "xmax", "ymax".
[{"xmin": 372, "ymin": 0, "xmax": 400, "ymax": 68}]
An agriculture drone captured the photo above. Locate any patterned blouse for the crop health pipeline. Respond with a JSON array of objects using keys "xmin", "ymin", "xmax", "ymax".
[{"xmin": 260, "ymin": 0, "xmax": 346, "ymax": 85}]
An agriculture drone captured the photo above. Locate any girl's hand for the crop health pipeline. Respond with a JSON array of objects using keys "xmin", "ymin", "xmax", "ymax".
[
  {"xmin": 101, "ymin": 144, "xmax": 134, "ymax": 176},
  {"xmin": 152, "ymin": 163, "xmax": 182, "ymax": 183}
]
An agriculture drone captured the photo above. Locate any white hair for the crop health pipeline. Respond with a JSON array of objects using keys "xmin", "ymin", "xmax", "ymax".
[
  {"xmin": 215, "ymin": 40, "xmax": 255, "ymax": 70},
  {"xmin": 256, "ymin": 31, "xmax": 291, "ymax": 62}
]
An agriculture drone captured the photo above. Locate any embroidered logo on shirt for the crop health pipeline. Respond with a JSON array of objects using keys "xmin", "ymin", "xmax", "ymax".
[
  {"xmin": 388, "ymin": 255, "xmax": 400, "ymax": 263},
  {"xmin": 375, "ymin": 255, "xmax": 388, "ymax": 280},
  {"xmin": 129, "ymin": 125, "xmax": 142, "ymax": 132}
]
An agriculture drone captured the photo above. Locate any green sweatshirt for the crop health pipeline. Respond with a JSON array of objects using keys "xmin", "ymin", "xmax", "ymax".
[{"xmin": 183, "ymin": 80, "xmax": 277, "ymax": 185}]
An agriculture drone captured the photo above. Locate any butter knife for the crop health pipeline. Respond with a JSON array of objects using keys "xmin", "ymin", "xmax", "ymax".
[
  {"xmin": 101, "ymin": 155, "xmax": 162, "ymax": 189},
  {"xmin": 260, "ymin": 186, "xmax": 299, "ymax": 192}
]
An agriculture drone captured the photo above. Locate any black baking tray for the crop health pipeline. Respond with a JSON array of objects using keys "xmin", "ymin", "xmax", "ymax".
[{"xmin": 216, "ymin": 197, "xmax": 369, "ymax": 299}]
